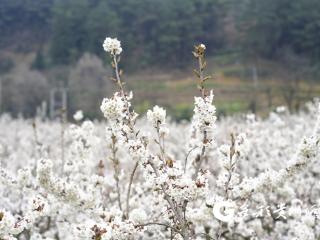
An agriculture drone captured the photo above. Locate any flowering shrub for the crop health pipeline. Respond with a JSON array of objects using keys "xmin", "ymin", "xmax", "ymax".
[{"xmin": 0, "ymin": 37, "xmax": 320, "ymax": 240}]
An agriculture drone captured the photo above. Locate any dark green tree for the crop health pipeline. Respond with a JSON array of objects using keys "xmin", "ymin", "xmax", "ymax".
[
  {"xmin": 49, "ymin": 0, "xmax": 225, "ymax": 68},
  {"xmin": 50, "ymin": 0, "xmax": 90, "ymax": 64},
  {"xmin": 236, "ymin": 0, "xmax": 320, "ymax": 61},
  {"xmin": 31, "ymin": 50, "xmax": 46, "ymax": 70}
]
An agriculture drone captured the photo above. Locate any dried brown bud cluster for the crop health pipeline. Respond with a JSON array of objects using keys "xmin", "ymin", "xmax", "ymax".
[
  {"xmin": 192, "ymin": 43, "xmax": 212, "ymax": 98},
  {"xmin": 192, "ymin": 44, "xmax": 206, "ymax": 58}
]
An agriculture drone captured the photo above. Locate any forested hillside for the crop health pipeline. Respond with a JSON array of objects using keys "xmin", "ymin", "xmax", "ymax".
[
  {"xmin": 1, "ymin": 0, "xmax": 320, "ymax": 118},
  {"xmin": 1, "ymin": 0, "xmax": 320, "ymax": 68}
]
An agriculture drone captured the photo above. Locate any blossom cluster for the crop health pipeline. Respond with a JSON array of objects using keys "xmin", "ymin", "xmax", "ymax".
[
  {"xmin": 0, "ymin": 37, "xmax": 319, "ymax": 240},
  {"xmin": 102, "ymin": 37, "xmax": 122, "ymax": 55}
]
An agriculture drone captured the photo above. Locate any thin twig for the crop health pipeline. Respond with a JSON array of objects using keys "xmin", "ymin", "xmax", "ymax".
[
  {"xmin": 184, "ymin": 146, "xmax": 198, "ymax": 173},
  {"xmin": 134, "ymin": 222, "xmax": 180, "ymax": 233},
  {"xmin": 110, "ymin": 134, "xmax": 122, "ymax": 211},
  {"xmin": 148, "ymin": 160, "xmax": 190, "ymax": 239},
  {"xmin": 192, "ymin": 44, "xmax": 210, "ymax": 180},
  {"xmin": 125, "ymin": 161, "xmax": 139, "ymax": 218},
  {"xmin": 60, "ymin": 108, "xmax": 66, "ymax": 174},
  {"xmin": 112, "ymin": 54, "xmax": 125, "ymax": 96},
  {"xmin": 193, "ymin": 132, "xmax": 207, "ymax": 180}
]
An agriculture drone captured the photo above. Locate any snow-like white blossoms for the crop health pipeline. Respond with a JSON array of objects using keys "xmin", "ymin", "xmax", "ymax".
[
  {"xmin": 17, "ymin": 167, "xmax": 32, "ymax": 186},
  {"xmin": 100, "ymin": 92, "xmax": 127, "ymax": 121},
  {"xmin": 0, "ymin": 198, "xmax": 48, "ymax": 239},
  {"xmin": 193, "ymin": 90, "xmax": 216, "ymax": 131},
  {"xmin": 0, "ymin": 209, "xmax": 16, "ymax": 238},
  {"xmin": 189, "ymin": 90, "xmax": 217, "ymax": 150},
  {"xmin": 37, "ymin": 158, "xmax": 97, "ymax": 209},
  {"xmin": 147, "ymin": 105, "xmax": 166, "ymax": 127},
  {"xmin": 147, "ymin": 106, "xmax": 170, "ymax": 137},
  {"xmin": 0, "ymin": 101, "xmax": 319, "ymax": 240},
  {"xmin": 1, "ymin": 37, "xmax": 320, "ymax": 240},
  {"xmin": 103, "ymin": 37, "xmax": 122, "ymax": 55},
  {"xmin": 73, "ymin": 110, "xmax": 84, "ymax": 121},
  {"xmin": 130, "ymin": 208, "xmax": 147, "ymax": 223},
  {"xmin": 232, "ymin": 126, "xmax": 320, "ymax": 198}
]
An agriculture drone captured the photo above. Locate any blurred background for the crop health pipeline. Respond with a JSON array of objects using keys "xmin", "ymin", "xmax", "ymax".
[{"xmin": 0, "ymin": 0, "xmax": 320, "ymax": 120}]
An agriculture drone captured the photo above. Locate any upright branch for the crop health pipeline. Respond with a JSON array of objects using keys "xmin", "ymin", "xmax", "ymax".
[
  {"xmin": 103, "ymin": 38, "xmax": 137, "ymax": 133},
  {"xmin": 111, "ymin": 54, "xmax": 125, "ymax": 97},
  {"xmin": 103, "ymin": 37, "xmax": 125, "ymax": 96},
  {"xmin": 192, "ymin": 44, "xmax": 213, "ymax": 179},
  {"xmin": 147, "ymin": 105, "xmax": 192, "ymax": 239},
  {"xmin": 110, "ymin": 134, "xmax": 122, "ymax": 211},
  {"xmin": 192, "ymin": 44, "xmax": 211, "ymax": 99},
  {"xmin": 102, "ymin": 37, "xmax": 141, "ymax": 220},
  {"xmin": 125, "ymin": 161, "xmax": 138, "ymax": 219},
  {"xmin": 60, "ymin": 108, "xmax": 66, "ymax": 173},
  {"xmin": 147, "ymin": 159, "xmax": 188, "ymax": 239},
  {"xmin": 225, "ymin": 133, "xmax": 236, "ymax": 200}
]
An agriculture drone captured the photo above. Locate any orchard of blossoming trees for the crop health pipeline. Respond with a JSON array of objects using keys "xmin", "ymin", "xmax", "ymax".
[{"xmin": 0, "ymin": 37, "xmax": 320, "ymax": 240}]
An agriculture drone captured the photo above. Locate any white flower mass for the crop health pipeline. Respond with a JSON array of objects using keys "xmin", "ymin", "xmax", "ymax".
[
  {"xmin": 0, "ymin": 38, "xmax": 320, "ymax": 240},
  {"xmin": 147, "ymin": 105, "xmax": 166, "ymax": 127},
  {"xmin": 102, "ymin": 37, "xmax": 122, "ymax": 55},
  {"xmin": 73, "ymin": 110, "xmax": 84, "ymax": 121}
]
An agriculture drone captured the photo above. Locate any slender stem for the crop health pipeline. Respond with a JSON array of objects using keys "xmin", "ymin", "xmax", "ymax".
[
  {"xmin": 135, "ymin": 222, "xmax": 180, "ymax": 233},
  {"xmin": 225, "ymin": 133, "xmax": 236, "ymax": 199},
  {"xmin": 60, "ymin": 109, "xmax": 66, "ymax": 174},
  {"xmin": 125, "ymin": 161, "xmax": 139, "ymax": 219},
  {"xmin": 193, "ymin": 51, "xmax": 208, "ymax": 180},
  {"xmin": 148, "ymin": 160, "xmax": 190, "ymax": 239},
  {"xmin": 156, "ymin": 124, "xmax": 166, "ymax": 162},
  {"xmin": 111, "ymin": 53, "xmax": 142, "ymax": 218},
  {"xmin": 110, "ymin": 134, "xmax": 122, "ymax": 211},
  {"xmin": 111, "ymin": 53, "xmax": 134, "ymax": 133},
  {"xmin": 184, "ymin": 146, "xmax": 198, "ymax": 173},
  {"xmin": 148, "ymin": 161, "xmax": 178, "ymax": 215},
  {"xmin": 112, "ymin": 54, "xmax": 125, "ymax": 96},
  {"xmin": 151, "ymin": 125, "xmax": 190, "ymax": 238},
  {"xmin": 198, "ymin": 56, "xmax": 205, "ymax": 98},
  {"xmin": 193, "ymin": 131, "xmax": 207, "ymax": 180},
  {"xmin": 116, "ymin": 180, "xmax": 122, "ymax": 211},
  {"xmin": 150, "ymin": 124, "xmax": 190, "ymax": 237}
]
